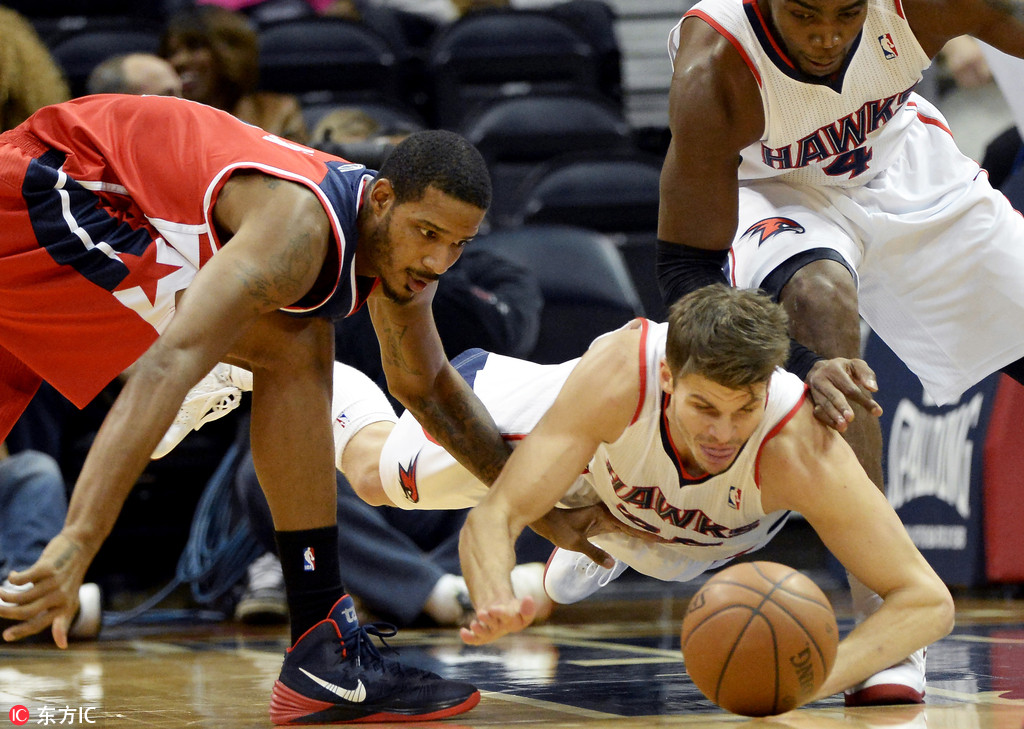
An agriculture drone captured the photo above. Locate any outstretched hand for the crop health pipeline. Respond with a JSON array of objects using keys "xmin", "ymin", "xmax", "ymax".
[
  {"xmin": 459, "ymin": 595, "xmax": 538, "ymax": 645},
  {"xmin": 806, "ymin": 357, "xmax": 882, "ymax": 432},
  {"xmin": 529, "ymin": 503, "xmax": 668, "ymax": 569},
  {"xmin": 0, "ymin": 532, "xmax": 88, "ymax": 648}
]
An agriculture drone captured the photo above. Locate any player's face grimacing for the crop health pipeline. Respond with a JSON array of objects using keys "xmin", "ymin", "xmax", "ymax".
[
  {"xmin": 361, "ymin": 184, "xmax": 483, "ymax": 304},
  {"xmin": 661, "ymin": 369, "xmax": 768, "ymax": 476},
  {"xmin": 761, "ymin": 0, "xmax": 868, "ymax": 77}
]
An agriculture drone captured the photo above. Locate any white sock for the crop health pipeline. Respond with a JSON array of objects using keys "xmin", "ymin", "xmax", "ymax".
[
  {"xmin": 424, "ymin": 574, "xmax": 468, "ymax": 625},
  {"xmin": 332, "ymin": 361, "xmax": 398, "ymax": 468},
  {"xmin": 848, "ymin": 571, "xmax": 883, "ymax": 623}
]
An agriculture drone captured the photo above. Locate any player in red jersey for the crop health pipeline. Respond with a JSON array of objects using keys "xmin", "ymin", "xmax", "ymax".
[{"xmin": 0, "ymin": 93, "xmax": 504, "ymax": 724}]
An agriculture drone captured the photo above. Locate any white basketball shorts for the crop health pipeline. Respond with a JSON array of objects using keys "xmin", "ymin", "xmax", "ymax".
[
  {"xmin": 378, "ymin": 349, "xmax": 582, "ymax": 510},
  {"xmin": 727, "ymin": 96, "xmax": 1024, "ymax": 404}
]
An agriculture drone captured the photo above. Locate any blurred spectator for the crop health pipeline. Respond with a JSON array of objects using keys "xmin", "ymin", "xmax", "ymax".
[
  {"xmin": 86, "ymin": 53, "xmax": 183, "ymax": 97},
  {"xmin": 0, "ymin": 6, "xmax": 71, "ymax": 132},
  {"xmin": 310, "ymin": 106, "xmax": 424, "ymax": 169},
  {"xmin": 312, "ymin": 107, "xmax": 388, "ymax": 144},
  {"xmin": 0, "ymin": 443, "xmax": 101, "ymax": 642},
  {"xmin": 160, "ymin": 5, "xmax": 309, "ymax": 142},
  {"xmin": 939, "ymin": 35, "xmax": 994, "ymax": 89}
]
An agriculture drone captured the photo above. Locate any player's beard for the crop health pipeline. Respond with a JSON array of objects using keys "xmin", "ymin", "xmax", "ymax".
[{"xmin": 363, "ymin": 209, "xmax": 413, "ymax": 304}]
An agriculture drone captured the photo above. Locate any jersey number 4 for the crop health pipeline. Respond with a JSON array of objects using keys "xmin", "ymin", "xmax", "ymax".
[{"xmin": 824, "ymin": 146, "xmax": 873, "ymax": 179}]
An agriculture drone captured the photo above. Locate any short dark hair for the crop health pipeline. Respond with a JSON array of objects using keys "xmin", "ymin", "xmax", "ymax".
[
  {"xmin": 665, "ymin": 285, "xmax": 790, "ymax": 389},
  {"xmin": 375, "ymin": 129, "xmax": 492, "ymax": 211}
]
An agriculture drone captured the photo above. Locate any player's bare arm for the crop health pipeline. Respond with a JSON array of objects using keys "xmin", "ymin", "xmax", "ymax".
[
  {"xmin": 659, "ymin": 17, "xmax": 764, "ymax": 250},
  {"xmin": 758, "ymin": 402, "xmax": 954, "ymax": 703},
  {"xmin": 459, "ymin": 329, "xmax": 642, "ymax": 645},
  {"xmin": 2, "ymin": 173, "xmax": 334, "ymax": 645},
  {"xmin": 904, "ymin": 0, "xmax": 1024, "ymax": 57},
  {"xmin": 369, "ymin": 289, "xmax": 511, "ymax": 486}
]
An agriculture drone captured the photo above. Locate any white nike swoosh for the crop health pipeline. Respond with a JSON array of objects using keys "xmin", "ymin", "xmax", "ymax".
[{"xmin": 299, "ymin": 667, "xmax": 367, "ymax": 703}]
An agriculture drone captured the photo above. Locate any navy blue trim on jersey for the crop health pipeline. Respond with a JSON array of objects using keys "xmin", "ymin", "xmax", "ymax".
[
  {"xmin": 660, "ymin": 392, "xmax": 714, "ymax": 486},
  {"xmin": 23, "ymin": 150, "xmax": 158, "ymax": 293},
  {"xmin": 452, "ymin": 348, "xmax": 490, "ymax": 389},
  {"xmin": 760, "ymin": 247, "xmax": 854, "ymax": 299},
  {"xmin": 764, "ymin": 510, "xmax": 792, "ymax": 537},
  {"xmin": 284, "ymin": 163, "xmax": 374, "ymax": 320},
  {"xmin": 743, "ymin": 1, "xmax": 862, "ymax": 93},
  {"xmin": 660, "ymin": 391, "xmax": 756, "ymax": 487}
]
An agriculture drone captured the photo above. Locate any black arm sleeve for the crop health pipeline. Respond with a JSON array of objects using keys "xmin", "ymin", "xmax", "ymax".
[
  {"xmin": 656, "ymin": 239, "xmax": 731, "ymax": 307},
  {"xmin": 786, "ymin": 339, "xmax": 825, "ymax": 382}
]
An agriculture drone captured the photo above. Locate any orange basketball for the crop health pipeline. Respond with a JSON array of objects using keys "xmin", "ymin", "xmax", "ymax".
[{"xmin": 680, "ymin": 561, "xmax": 839, "ymax": 716}]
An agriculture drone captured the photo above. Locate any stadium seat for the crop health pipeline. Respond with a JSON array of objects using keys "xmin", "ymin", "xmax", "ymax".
[
  {"xmin": 459, "ymin": 93, "xmax": 634, "ymax": 227},
  {"xmin": 48, "ymin": 22, "xmax": 162, "ymax": 97},
  {"xmin": 426, "ymin": 9, "xmax": 602, "ymax": 129},
  {"xmin": 258, "ymin": 17, "xmax": 404, "ymax": 106},
  {"xmin": 511, "ymin": 150, "xmax": 666, "ymax": 320},
  {"xmin": 476, "ymin": 224, "xmax": 644, "ymax": 363}
]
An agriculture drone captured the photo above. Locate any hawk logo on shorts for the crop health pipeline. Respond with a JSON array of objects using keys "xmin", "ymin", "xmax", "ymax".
[
  {"xmin": 398, "ymin": 453, "xmax": 420, "ymax": 503},
  {"xmin": 744, "ymin": 217, "xmax": 805, "ymax": 246}
]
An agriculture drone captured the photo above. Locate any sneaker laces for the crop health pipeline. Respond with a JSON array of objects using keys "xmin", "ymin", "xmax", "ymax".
[{"xmin": 337, "ymin": 622, "xmax": 401, "ymax": 673}]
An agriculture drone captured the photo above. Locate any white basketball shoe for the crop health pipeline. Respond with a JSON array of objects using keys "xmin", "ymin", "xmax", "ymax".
[
  {"xmin": 844, "ymin": 573, "xmax": 927, "ymax": 705},
  {"xmin": 542, "ymin": 548, "xmax": 628, "ymax": 604},
  {"xmin": 845, "ymin": 648, "xmax": 927, "ymax": 706},
  {"xmin": 152, "ymin": 363, "xmax": 253, "ymax": 459}
]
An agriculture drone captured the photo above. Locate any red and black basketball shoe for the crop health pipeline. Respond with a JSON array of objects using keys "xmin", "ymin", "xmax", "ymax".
[{"xmin": 270, "ymin": 595, "xmax": 480, "ymax": 724}]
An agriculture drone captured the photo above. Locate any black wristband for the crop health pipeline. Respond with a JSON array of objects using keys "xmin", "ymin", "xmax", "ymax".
[
  {"xmin": 786, "ymin": 338, "xmax": 825, "ymax": 381},
  {"xmin": 656, "ymin": 239, "xmax": 730, "ymax": 306}
]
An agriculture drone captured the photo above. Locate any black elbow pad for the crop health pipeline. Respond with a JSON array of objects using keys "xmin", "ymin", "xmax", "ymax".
[{"xmin": 656, "ymin": 239, "xmax": 730, "ymax": 306}]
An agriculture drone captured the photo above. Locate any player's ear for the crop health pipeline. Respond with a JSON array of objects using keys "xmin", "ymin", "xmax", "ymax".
[
  {"xmin": 368, "ymin": 178, "xmax": 394, "ymax": 214},
  {"xmin": 659, "ymin": 359, "xmax": 675, "ymax": 395}
]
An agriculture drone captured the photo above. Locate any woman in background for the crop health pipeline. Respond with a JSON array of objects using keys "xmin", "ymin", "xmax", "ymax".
[{"xmin": 160, "ymin": 5, "xmax": 308, "ymax": 143}]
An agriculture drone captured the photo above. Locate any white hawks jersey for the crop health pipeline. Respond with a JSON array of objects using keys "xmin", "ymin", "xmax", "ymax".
[
  {"xmin": 577, "ymin": 320, "xmax": 806, "ymax": 581},
  {"xmin": 378, "ymin": 319, "xmax": 808, "ymax": 584},
  {"xmin": 669, "ymin": 0, "xmax": 932, "ymax": 187}
]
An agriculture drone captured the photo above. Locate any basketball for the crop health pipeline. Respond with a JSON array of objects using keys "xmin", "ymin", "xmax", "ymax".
[{"xmin": 680, "ymin": 561, "xmax": 838, "ymax": 716}]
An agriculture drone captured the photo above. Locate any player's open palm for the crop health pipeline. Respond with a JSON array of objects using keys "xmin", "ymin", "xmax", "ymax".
[{"xmin": 459, "ymin": 595, "xmax": 538, "ymax": 645}]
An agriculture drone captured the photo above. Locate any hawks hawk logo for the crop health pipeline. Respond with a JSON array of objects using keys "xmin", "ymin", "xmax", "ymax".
[
  {"xmin": 743, "ymin": 217, "xmax": 805, "ymax": 245},
  {"xmin": 398, "ymin": 453, "xmax": 420, "ymax": 503}
]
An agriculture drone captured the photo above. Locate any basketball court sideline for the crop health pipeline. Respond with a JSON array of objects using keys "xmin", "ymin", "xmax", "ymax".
[{"xmin": 2, "ymin": 577, "xmax": 1022, "ymax": 729}]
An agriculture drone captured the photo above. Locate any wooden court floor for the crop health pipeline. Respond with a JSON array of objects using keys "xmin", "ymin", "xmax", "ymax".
[{"xmin": 2, "ymin": 583, "xmax": 1023, "ymax": 729}]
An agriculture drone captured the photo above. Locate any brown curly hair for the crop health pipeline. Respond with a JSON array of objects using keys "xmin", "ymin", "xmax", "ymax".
[
  {"xmin": 0, "ymin": 7, "xmax": 71, "ymax": 132},
  {"xmin": 159, "ymin": 6, "xmax": 260, "ymax": 110}
]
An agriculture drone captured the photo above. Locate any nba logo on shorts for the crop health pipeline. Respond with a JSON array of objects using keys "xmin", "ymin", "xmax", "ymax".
[
  {"xmin": 878, "ymin": 33, "xmax": 898, "ymax": 60},
  {"xmin": 303, "ymin": 546, "xmax": 315, "ymax": 572}
]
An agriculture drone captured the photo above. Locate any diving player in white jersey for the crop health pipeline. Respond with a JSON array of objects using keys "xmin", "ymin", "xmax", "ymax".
[
  {"xmin": 327, "ymin": 285, "xmax": 951, "ymax": 711},
  {"xmin": 657, "ymin": 0, "xmax": 1024, "ymax": 706}
]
